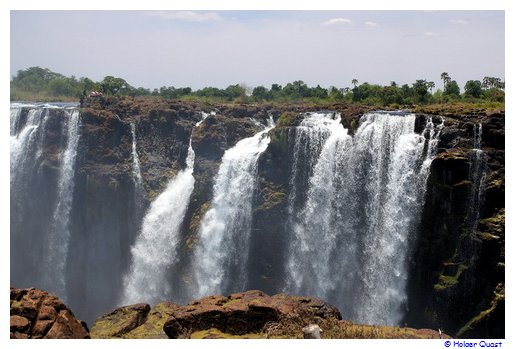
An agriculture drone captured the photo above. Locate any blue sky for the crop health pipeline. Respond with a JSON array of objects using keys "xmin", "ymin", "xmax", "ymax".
[{"xmin": 10, "ymin": 11, "xmax": 504, "ymax": 90}]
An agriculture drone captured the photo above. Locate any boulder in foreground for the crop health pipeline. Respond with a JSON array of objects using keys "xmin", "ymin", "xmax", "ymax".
[{"xmin": 10, "ymin": 287, "xmax": 90, "ymax": 339}]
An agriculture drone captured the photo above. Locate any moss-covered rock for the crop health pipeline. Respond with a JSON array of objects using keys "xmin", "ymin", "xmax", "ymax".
[
  {"xmin": 276, "ymin": 111, "xmax": 300, "ymax": 127},
  {"xmin": 162, "ymin": 290, "xmax": 342, "ymax": 338},
  {"xmin": 90, "ymin": 303, "xmax": 150, "ymax": 338},
  {"xmin": 92, "ymin": 302, "xmax": 181, "ymax": 339},
  {"xmin": 456, "ymin": 283, "xmax": 504, "ymax": 338},
  {"xmin": 256, "ymin": 186, "xmax": 286, "ymax": 211}
]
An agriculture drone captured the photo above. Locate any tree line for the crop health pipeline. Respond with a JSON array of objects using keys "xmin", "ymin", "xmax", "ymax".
[{"xmin": 11, "ymin": 66, "xmax": 505, "ymax": 106}]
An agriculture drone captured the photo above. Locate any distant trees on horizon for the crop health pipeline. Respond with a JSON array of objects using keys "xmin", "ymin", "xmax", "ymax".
[{"xmin": 10, "ymin": 66, "xmax": 505, "ymax": 106}]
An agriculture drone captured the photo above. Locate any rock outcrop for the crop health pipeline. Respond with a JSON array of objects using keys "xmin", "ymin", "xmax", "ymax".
[
  {"xmin": 10, "ymin": 287, "xmax": 90, "ymax": 339},
  {"xmin": 162, "ymin": 290, "xmax": 341, "ymax": 338},
  {"xmin": 90, "ymin": 302, "xmax": 183, "ymax": 338},
  {"xmin": 89, "ymin": 290, "xmax": 448, "ymax": 339}
]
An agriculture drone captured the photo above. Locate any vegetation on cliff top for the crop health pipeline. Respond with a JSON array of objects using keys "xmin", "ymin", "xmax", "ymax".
[{"xmin": 11, "ymin": 66, "xmax": 504, "ymax": 111}]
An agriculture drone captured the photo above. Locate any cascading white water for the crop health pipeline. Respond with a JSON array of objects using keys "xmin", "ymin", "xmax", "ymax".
[
  {"xmin": 192, "ymin": 122, "xmax": 274, "ymax": 298},
  {"xmin": 286, "ymin": 113, "xmax": 356, "ymax": 304},
  {"xmin": 130, "ymin": 122, "xmax": 144, "ymax": 190},
  {"xmin": 287, "ymin": 113, "xmax": 338, "ymax": 221},
  {"xmin": 356, "ymin": 114, "xmax": 440, "ymax": 325},
  {"xmin": 474, "ymin": 123, "xmax": 482, "ymax": 150},
  {"xmin": 11, "ymin": 103, "xmax": 81, "ymax": 300},
  {"xmin": 10, "ymin": 108, "xmax": 45, "ymax": 186},
  {"xmin": 121, "ymin": 143, "xmax": 195, "ymax": 305},
  {"xmin": 285, "ymin": 112, "xmax": 441, "ymax": 326},
  {"xmin": 44, "ymin": 110, "xmax": 81, "ymax": 298},
  {"xmin": 121, "ymin": 114, "xmax": 208, "ymax": 305},
  {"xmin": 468, "ymin": 123, "xmax": 487, "ymax": 231}
]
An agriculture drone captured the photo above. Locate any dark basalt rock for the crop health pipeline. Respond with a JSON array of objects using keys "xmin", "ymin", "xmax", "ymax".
[{"xmin": 405, "ymin": 111, "xmax": 505, "ymax": 338}]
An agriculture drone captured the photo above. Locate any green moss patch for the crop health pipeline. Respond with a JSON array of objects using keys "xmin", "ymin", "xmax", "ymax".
[
  {"xmin": 123, "ymin": 303, "xmax": 179, "ymax": 339},
  {"xmin": 276, "ymin": 112, "xmax": 297, "ymax": 127},
  {"xmin": 456, "ymin": 283, "xmax": 505, "ymax": 338},
  {"xmin": 434, "ymin": 263, "xmax": 469, "ymax": 291},
  {"xmin": 479, "ymin": 209, "xmax": 505, "ymax": 237},
  {"xmin": 256, "ymin": 188, "xmax": 286, "ymax": 211}
]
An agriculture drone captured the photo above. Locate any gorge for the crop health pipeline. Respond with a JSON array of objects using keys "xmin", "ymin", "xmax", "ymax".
[{"xmin": 9, "ymin": 97, "xmax": 505, "ymax": 338}]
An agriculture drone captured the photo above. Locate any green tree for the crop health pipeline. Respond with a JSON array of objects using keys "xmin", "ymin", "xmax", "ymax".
[
  {"xmin": 47, "ymin": 78, "xmax": 73, "ymax": 96},
  {"xmin": 379, "ymin": 85, "xmax": 403, "ymax": 105},
  {"xmin": 252, "ymin": 86, "xmax": 269, "ymax": 101},
  {"xmin": 427, "ymin": 81, "xmax": 435, "ymax": 94},
  {"xmin": 100, "ymin": 76, "xmax": 132, "ymax": 95},
  {"xmin": 483, "ymin": 87, "xmax": 504, "ymax": 102},
  {"xmin": 482, "ymin": 76, "xmax": 504, "ymax": 89},
  {"xmin": 464, "ymin": 80, "xmax": 483, "ymax": 98},
  {"xmin": 79, "ymin": 77, "xmax": 99, "ymax": 92},
  {"xmin": 127, "ymin": 87, "xmax": 151, "ymax": 97},
  {"xmin": 11, "ymin": 66, "xmax": 64, "ymax": 92},
  {"xmin": 310, "ymin": 85, "xmax": 328, "ymax": 99},
  {"xmin": 440, "ymin": 72, "xmax": 451, "ymax": 87},
  {"xmin": 283, "ymin": 80, "xmax": 309, "ymax": 99},
  {"xmin": 443, "ymin": 80, "xmax": 460, "ymax": 98},
  {"xmin": 328, "ymin": 86, "xmax": 344, "ymax": 100},
  {"xmin": 195, "ymin": 86, "xmax": 226, "ymax": 99},
  {"xmin": 352, "ymin": 82, "xmax": 382, "ymax": 104},
  {"xmin": 412, "ymin": 79, "xmax": 430, "ymax": 103},
  {"xmin": 225, "ymin": 84, "xmax": 246, "ymax": 100}
]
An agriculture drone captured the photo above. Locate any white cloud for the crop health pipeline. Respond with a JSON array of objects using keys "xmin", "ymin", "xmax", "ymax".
[
  {"xmin": 450, "ymin": 19, "xmax": 469, "ymax": 25},
  {"xmin": 145, "ymin": 11, "xmax": 223, "ymax": 22},
  {"xmin": 321, "ymin": 18, "xmax": 353, "ymax": 26},
  {"xmin": 424, "ymin": 31, "xmax": 437, "ymax": 37},
  {"xmin": 364, "ymin": 21, "xmax": 379, "ymax": 27}
]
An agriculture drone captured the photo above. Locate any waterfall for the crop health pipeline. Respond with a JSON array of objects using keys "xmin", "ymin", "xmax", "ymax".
[
  {"xmin": 287, "ymin": 113, "xmax": 338, "ymax": 221},
  {"xmin": 10, "ymin": 108, "xmax": 45, "ymax": 187},
  {"xmin": 474, "ymin": 123, "xmax": 482, "ymax": 150},
  {"xmin": 45, "ymin": 110, "xmax": 81, "ymax": 298},
  {"xmin": 11, "ymin": 103, "xmax": 449, "ymax": 327},
  {"xmin": 121, "ymin": 113, "xmax": 208, "ymax": 305},
  {"xmin": 285, "ymin": 112, "xmax": 440, "ymax": 326},
  {"xmin": 192, "ymin": 122, "xmax": 274, "ymax": 298},
  {"xmin": 10, "ymin": 107, "xmax": 47, "ymax": 271},
  {"xmin": 130, "ymin": 122, "xmax": 144, "ymax": 191},
  {"xmin": 468, "ymin": 123, "xmax": 487, "ymax": 231},
  {"xmin": 121, "ymin": 143, "xmax": 195, "ymax": 305},
  {"xmin": 11, "ymin": 104, "xmax": 81, "ymax": 299}
]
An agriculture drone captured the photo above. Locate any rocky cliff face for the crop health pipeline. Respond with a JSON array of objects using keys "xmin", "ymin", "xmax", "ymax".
[
  {"xmin": 405, "ymin": 111, "xmax": 505, "ymax": 338},
  {"xmin": 10, "ymin": 97, "xmax": 504, "ymax": 337}
]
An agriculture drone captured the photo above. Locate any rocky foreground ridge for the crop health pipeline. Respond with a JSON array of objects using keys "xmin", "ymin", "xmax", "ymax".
[
  {"xmin": 10, "ymin": 287, "xmax": 90, "ymax": 339},
  {"xmin": 10, "ymin": 287, "xmax": 448, "ymax": 339}
]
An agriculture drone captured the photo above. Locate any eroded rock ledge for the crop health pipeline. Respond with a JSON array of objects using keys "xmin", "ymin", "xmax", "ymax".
[
  {"xmin": 89, "ymin": 290, "xmax": 449, "ymax": 339},
  {"xmin": 10, "ymin": 287, "xmax": 450, "ymax": 339}
]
